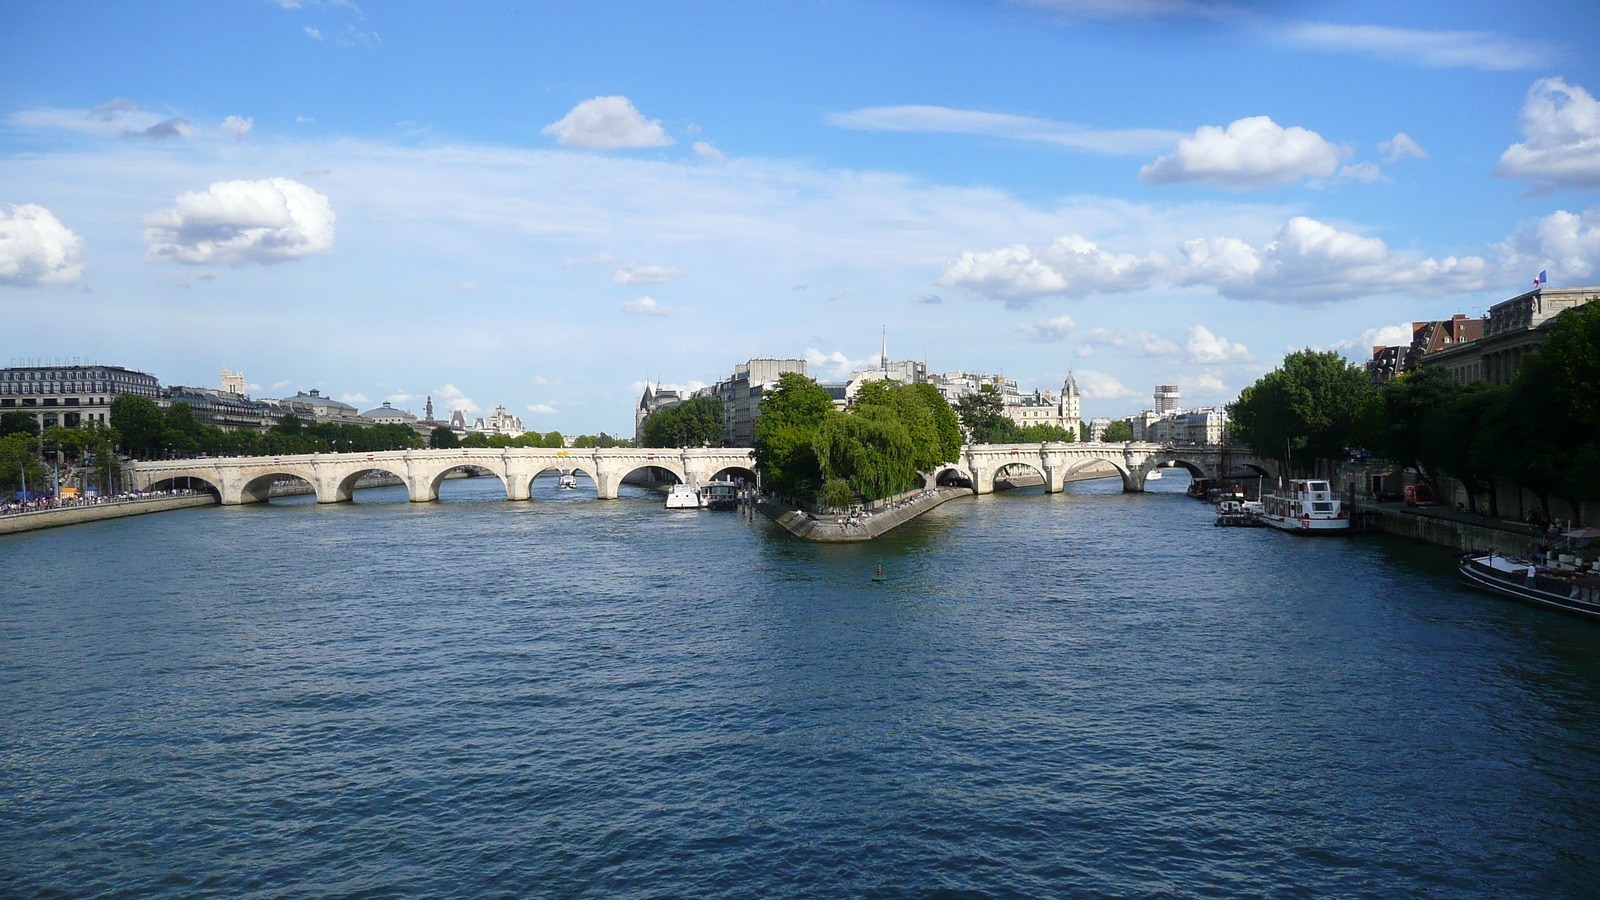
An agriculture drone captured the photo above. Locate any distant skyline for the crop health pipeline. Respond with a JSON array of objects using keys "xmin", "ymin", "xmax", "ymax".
[{"xmin": 3, "ymin": 0, "xmax": 1599, "ymax": 430}]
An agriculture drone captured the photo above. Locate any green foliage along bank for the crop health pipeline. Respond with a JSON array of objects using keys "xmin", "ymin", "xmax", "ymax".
[
  {"xmin": 953, "ymin": 383, "xmax": 1077, "ymax": 444},
  {"xmin": 640, "ymin": 396, "xmax": 724, "ymax": 448},
  {"xmin": 754, "ymin": 373, "xmax": 961, "ymax": 507},
  {"xmin": 1231, "ymin": 302, "xmax": 1600, "ymax": 522}
]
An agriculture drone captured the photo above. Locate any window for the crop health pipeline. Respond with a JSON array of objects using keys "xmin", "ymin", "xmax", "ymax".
[{"xmin": 1313, "ymin": 502, "xmax": 1333, "ymax": 512}]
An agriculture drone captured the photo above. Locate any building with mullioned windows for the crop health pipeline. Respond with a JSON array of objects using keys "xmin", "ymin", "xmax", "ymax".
[{"xmin": 0, "ymin": 361, "xmax": 161, "ymax": 430}]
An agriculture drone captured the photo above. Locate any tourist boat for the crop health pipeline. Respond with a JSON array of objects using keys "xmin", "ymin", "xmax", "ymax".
[
  {"xmin": 1214, "ymin": 499, "xmax": 1262, "ymax": 527},
  {"xmin": 558, "ymin": 473, "xmax": 577, "ymax": 490},
  {"xmin": 665, "ymin": 484, "xmax": 704, "ymax": 509},
  {"xmin": 1257, "ymin": 479, "xmax": 1349, "ymax": 533},
  {"xmin": 1458, "ymin": 553, "xmax": 1600, "ymax": 620},
  {"xmin": 698, "ymin": 480, "xmax": 741, "ymax": 511}
]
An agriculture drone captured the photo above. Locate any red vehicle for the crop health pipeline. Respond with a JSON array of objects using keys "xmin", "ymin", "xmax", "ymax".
[{"xmin": 1404, "ymin": 483, "xmax": 1435, "ymax": 506}]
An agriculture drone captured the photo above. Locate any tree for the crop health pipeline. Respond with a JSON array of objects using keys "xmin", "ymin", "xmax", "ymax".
[
  {"xmin": 820, "ymin": 478, "xmax": 856, "ymax": 511},
  {"xmin": 0, "ymin": 434, "xmax": 49, "ymax": 495},
  {"xmin": 851, "ymin": 380, "xmax": 962, "ymax": 471},
  {"xmin": 1, "ymin": 411, "xmax": 39, "ymax": 439},
  {"xmin": 813, "ymin": 406, "xmax": 918, "ymax": 501},
  {"xmin": 429, "ymin": 426, "xmax": 460, "ymax": 449},
  {"xmin": 1227, "ymin": 350, "xmax": 1375, "ymax": 475},
  {"xmin": 110, "ymin": 394, "xmax": 166, "ymax": 456},
  {"xmin": 1101, "ymin": 420, "xmax": 1134, "ymax": 442},
  {"xmin": 641, "ymin": 396, "xmax": 724, "ymax": 448},
  {"xmin": 162, "ymin": 402, "xmax": 203, "ymax": 454},
  {"xmin": 1378, "ymin": 365, "xmax": 1462, "ymax": 494},
  {"xmin": 954, "ymin": 384, "xmax": 1014, "ymax": 444},
  {"xmin": 753, "ymin": 372, "xmax": 835, "ymax": 498},
  {"xmin": 1015, "ymin": 423, "xmax": 1075, "ymax": 443}
]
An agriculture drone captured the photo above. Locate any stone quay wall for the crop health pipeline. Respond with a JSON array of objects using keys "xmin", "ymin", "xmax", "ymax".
[
  {"xmin": 1358, "ymin": 503, "xmax": 1545, "ymax": 558},
  {"xmin": 759, "ymin": 488, "xmax": 970, "ymax": 542},
  {"xmin": 0, "ymin": 494, "xmax": 217, "ymax": 537}
]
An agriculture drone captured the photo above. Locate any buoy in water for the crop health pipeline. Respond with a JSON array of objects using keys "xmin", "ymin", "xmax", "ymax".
[{"xmin": 872, "ymin": 563, "xmax": 886, "ymax": 582}]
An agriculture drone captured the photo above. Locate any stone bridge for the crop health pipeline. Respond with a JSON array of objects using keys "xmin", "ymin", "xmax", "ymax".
[
  {"xmin": 131, "ymin": 447, "xmax": 759, "ymax": 505},
  {"xmin": 934, "ymin": 442, "xmax": 1278, "ymax": 494}
]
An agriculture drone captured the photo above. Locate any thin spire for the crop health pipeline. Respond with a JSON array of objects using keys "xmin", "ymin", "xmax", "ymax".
[{"xmin": 881, "ymin": 326, "xmax": 888, "ymax": 372}]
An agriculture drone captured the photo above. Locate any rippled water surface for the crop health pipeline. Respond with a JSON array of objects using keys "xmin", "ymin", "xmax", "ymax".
[{"xmin": 3, "ymin": 473, "xmax": 1599, "ymax": 899}]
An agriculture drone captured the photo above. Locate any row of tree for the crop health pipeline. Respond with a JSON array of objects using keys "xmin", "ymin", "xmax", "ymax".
[
  {"xmin": 951, "ymin": 383, "xmax": 1082, "ymax": 444},
  {"xmin": 638, "ymin": 396, "xmax": 724, "ymax": 448},
  {"xmin": 1228, "ymin": 301, "xmax": 1600, "ymax": 521},
  {"xmin": 753, "ymin": 374, "xmax": 963, "ymax": 507}
]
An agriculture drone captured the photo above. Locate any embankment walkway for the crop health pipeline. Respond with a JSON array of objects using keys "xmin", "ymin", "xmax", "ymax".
[
  {"xmin": 0, "ymin": 494, "xmax": 218, "ymax": 537},
  {"xmin": 758, "ymin": 488, "xmax": 971, "ymax": 542}
]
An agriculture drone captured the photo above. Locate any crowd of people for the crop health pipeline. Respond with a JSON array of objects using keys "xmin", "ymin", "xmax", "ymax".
[{"xmin": 0, "ymin": 488, "xmax": 203, "ymax": 517}]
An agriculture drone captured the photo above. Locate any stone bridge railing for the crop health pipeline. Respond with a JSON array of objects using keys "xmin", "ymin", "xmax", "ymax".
[
  {"xmin": 132, "ymin": 447, "xmax": 758, "ymax": 505},
  {"xmin": 934, "ymin": 442, "xmax": 1277, "ymax": 494}
]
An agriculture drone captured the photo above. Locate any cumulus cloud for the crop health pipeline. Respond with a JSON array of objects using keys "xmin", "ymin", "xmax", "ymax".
[
  {"xmin": 1495, "ymin": 78, "xmax": 1600, "ymax": 188},
  {"xmin": 945, "ymin": 214, "xmax": 1512, "ymax": 305},
  {"xmin": 527, "ymin": 404, "xmax": 558, "ymax": 414},
  {"xmin": 1140, "ymin": 116, "xmax": 1350, "ymax": 190},
  {"xmin": 1275, "ymin": 22, "xmax": 1545, "ymax": 71},
  {"xmin": 304, "ymin": 25, "xmax": 324, "ymax": 40},
  {"xmin": 339, "ymin": 392, "xmax": 369, "ymax": 404},
  {"xmin": 142, "ymin": 177, "xmax": 336, "ymax": 265},
  {"xmin": 1016, "ymin": 314, "xmax": 1078, "ymax": 342},
  {"xmin": 620, "ymin": 296, "xmax": 670, "ymax": 316},
  {"xmin": 938, "ymin": 235, "xmax": 1167, "ymax": 306},
  {"xmin": 1360, "ymin": 322, "xmax": 1414, "ymax": 350},
  {"xmin": 541, "ymin": 96, "xmax": 674, "ymax": 150},
  {"xmin": 221, "ymin": 115, "xmax": 254, "ymax": 141},
  {"xmin": 435, "ymin": 384, "xmax": 479, "ymax": 414},
  {"xmin": 803, "ymin": 348, "xmax": 880, "ymax": 380},
  {"xmin": 1379, "ymin": 132, "xmax": 1427, "ymax": 163},
  {"xmin": 614, "ymin": 264, "xmax": 680, "ymax": 284},
  {"xmin": 0, "ymin": 204, "xmax": 87, "ymax": 287},
  {"xmin": 827, "ymin": 105, "xmax": 1184, "ymax": 155},
  {"xmin": 693, "ymin": 140, "xmax": 726, "ymax": 162},
  {"xmin": 1075, "ymin": 370, "xmax": 1139, "ymax": 400},
  {"xmin": 1077, "ymin": 328, "xmax": 1181, "ymax": 357},
  {"xmin": 916, "ymin": 294, "xmax": 943, "ymax": 304},
  {"xmin": 9, "ymin": 100, "xmax": 195, "ymax": 141},
  {"xmin": 138, "ymin": 118, "xmax": 195, "ymax": 140},
  {"xmin": 1497, "ymin": 207, "xmax": 1600, "ymax": 281},
  {"xmin": 1183, "ymin": 325, "xmax": 1254, "ymax": 363},
  {"xmin": 531, "ymin": 375, "xmax": 563, "ymax": 385}
]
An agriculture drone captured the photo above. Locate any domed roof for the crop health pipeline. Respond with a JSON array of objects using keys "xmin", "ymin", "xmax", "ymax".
[{"xmin": 361, "ymin": 401, "xmax": 416, "ymax": 420}]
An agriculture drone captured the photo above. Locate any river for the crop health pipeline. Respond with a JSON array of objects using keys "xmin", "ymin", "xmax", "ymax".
[{"xmin": 3, "ymin": 472, "xmax": 1598, "ymax": 898}]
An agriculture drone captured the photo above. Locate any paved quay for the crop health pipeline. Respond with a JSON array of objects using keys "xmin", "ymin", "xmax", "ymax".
[
  {"xmin": 0, "ymin": 494, "xmax": 217, "ymax": 537},
  {"xmin": 758, "ymin": 488, "xmax": 971, "ymax": 542},
  {"xmin": 1357, "ymin": 501, "xmax": 1549, "ymax": 557}
]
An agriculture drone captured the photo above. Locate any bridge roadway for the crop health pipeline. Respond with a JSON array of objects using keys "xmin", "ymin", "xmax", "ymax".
[{"xmin": 132, "ymin": 443, "xmax": 1276, "ymax": 506}]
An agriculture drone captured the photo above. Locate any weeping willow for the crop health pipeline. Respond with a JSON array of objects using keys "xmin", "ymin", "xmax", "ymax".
[{"xmin": 812, "ymin": 407, "xmax": 920, "ymax": 501}]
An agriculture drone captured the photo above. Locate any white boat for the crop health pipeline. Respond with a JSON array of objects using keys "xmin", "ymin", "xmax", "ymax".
[
  {"xmin": 558, "ymin": 473, "xmax": 577, "ymax": 490},
  {"xmin": 1257, "ymin": 479, "xmax": 1349, "ymax": 533},
  {"xmin": 665, "ymin": 484, "xmax": 704, "ymax": 509},
  {"xmin": 699, "ymin": 479, "xmax": 741, "ymax": 511}
]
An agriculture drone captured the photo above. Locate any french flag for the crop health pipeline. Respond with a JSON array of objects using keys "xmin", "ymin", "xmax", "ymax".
[{"xmin": 1533, "ymin": 270, "xmax": 1547, "ymax": 287}]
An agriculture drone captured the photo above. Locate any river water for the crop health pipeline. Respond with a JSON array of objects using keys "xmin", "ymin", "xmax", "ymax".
[{"xmin": 3, "ymin": 473, "xmax": 1598, "ymax": 899}]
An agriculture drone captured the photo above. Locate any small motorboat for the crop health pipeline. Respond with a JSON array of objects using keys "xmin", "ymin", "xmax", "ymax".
[
  {"xmin": 1214, "ymin": 499, "xmax": 1262, "ymax": 527},
  {"xmin": 665, "ymin": 484, "xmax": 704, "ymax": 509},
  {"xmin": 558, "ymin": 473, "xmax": 577, "ymax": 490}
]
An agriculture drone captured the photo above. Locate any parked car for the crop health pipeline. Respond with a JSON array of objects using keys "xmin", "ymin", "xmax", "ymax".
[{"xmin": 1404, "ymin": 484, "xmax": 1435, "ymax": 507}]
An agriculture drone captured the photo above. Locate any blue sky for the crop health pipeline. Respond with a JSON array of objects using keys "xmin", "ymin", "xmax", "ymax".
[{"xmin": 3, "ymin": 0, "xmax": 1599, "ymax": 428}]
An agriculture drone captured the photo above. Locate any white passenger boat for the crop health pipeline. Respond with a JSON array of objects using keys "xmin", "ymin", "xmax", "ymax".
[
  {"xmin": 665, "ymin": 484, "xmax": 704, "ymax": 509},
  {"xmin": 558, "ymin": 473, "xmax": 577, "ymax": 490},
  {"xmin": 1459, "ymin": 553, "xmax": 1600, "ymax": 620},
  {"xmin": 1257, "ymin": 479, "xmax": 1349, "ymax": 533},
  {"xmin": 699, "ymin": 479, "xmax": 741, "ymax": 511}
]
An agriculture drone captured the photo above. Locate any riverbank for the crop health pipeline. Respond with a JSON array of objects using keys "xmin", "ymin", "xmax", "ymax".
[
  {"xmin": 1357, "ymin": 501, "xmax": 1548, "ymax": 558},
  {"xmin": 758, "ymin": 487, "xmax": 970, "ymax": 542},
  {"xmin": 0, "ymin": 494, "xmax": 217, "ymax": 537}
]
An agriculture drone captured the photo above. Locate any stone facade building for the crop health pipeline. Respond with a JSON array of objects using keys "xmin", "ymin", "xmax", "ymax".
[
  {"xmin": 1423, "ymin": 286, "xmax": 1598, "ymax": 384},
  {"xmin": 0, "ymin": 362, "xmax": 161, "ymax": 429}
]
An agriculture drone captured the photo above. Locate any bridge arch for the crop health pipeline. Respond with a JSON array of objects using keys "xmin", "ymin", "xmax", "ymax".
[
  {"xmin": 930, "ymin": 465, "xmax": 974, "ymax": 490},
  {"xmin": 333, "ymin": 466, "xmax": 410, "ymax": 503},
  {"xmin": 238, "ymin": 469, "xmax": 317, "ymax": 504},
  {"xmin": 428, "ymin": 464, "xmax": 508, "ymax": 502},
  {"xmin": 1154, "ymin": 458, "xmax": 1212, "ymax": 482},
  {"xmin": 710, "ymin": 465, "xmax": 757, "ymax": 484},
  {"xmin": 147, "ymin": 474, "xmax": 221, "ymax": 497},
  {"xmin": 992, "ymin": 460, "xmax": 1047, "ymax": 491}
]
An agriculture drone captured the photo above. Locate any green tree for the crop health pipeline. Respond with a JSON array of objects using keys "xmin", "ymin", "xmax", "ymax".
[
  {"xmin": 1, "ymin": 411, "xmax": 39, "ymax": 439},
  {"xmin": 1015, "ymin": 423, "xmax": 1076, "ymax": 443},
  {"xmin": 162, "ymin": 401, "xmax": 203, "ymax": 454},
  {"xmin": 110, "ymin": 394, "xmax": 166, "ymax": 456},
  {"xmin": 429, "ymin": 426, "xmax": 461, "ymax": 449},
  {"xmin": 954, "ymin": 383, "xmax": 1015, "ymax": 444},
  {"xmin": 820, "ymin": 477, "xmax": 856, "ymax": 511},
  {"xmin": 813, "ymin": 406, "xmax": 918, "ymax": 501},
  {"xmin": 0, "ymin": 433, "xmax": 49, "ymax": 494},
  {"xmin": 1100, "ymin": 420, "xmax": 1134, "ymax": 442},
  {"xmin": 1227, "ymin": 349, "xmax": 1375, "ymax": 475},
  {"xmin": 642, "ymin": 396, "xmax": 724, "ymax": 448},
  {"xmin": 752, "ymin": 372, "xmax": 835, "ymax": 498},
  {"xmin": 1378, "ymin": 365, "xmax": 1462, "ymax": 494}
]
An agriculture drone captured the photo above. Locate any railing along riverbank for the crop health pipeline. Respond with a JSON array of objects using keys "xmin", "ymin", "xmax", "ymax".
[{"xmin": 0, "ymin": 491, "xmax": 217, "ymax": 537}]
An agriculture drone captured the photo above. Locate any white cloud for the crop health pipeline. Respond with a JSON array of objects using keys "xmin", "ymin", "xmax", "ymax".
[
  {"xmin": 562, "ymin": 253, "xmax": 614, "ymax": 267},
  {"xmin": 1339, "ymin": 162, "xmax": 1384, "ymax": 183},
  {"xmin": 271, "ymin": 380, "xmax": 293, "ymax": 392},
  {"xmin": 138, "ymin": 118, "xmax": 194, "ymax": 140},
  {"xmin": 246, "ymin": 383, "xmax": 264, "ymax": 392},
  {"xmin": 621, "ymin": 296, "xmax": 670, "ymax": 316},
  {"xmin": 614, "ymin": 264, "xmax": 680, "ymax": 284},
  {"xmin": 155, "ymin": 269, "xmax": 219, "ymax": 287},
  {"xmin": 1140, "ymin": 116, "xmax": 1349, "ymax": 190},
  {"xmin": 305, "ymin": 25, "xmax": 324, "ymax": 40},
  {"xmin": 1497, "ymin": 207, "xmax": 1600, "ymax": 281},
  {"xmin": 803, "ymin": 348, "xmax": 879, "ymax": 379},
  {"xmin": 1016, "ymin": 315, "xmax": 1077, "ymax": 342},
  {"xmin": 0, "ymin": 204, "xmax": 87, "ymax": 287},
  {"xmin": 8, "ymin": 100, "xmax": 194, "ymax": 141},
  {"xmin": 1078, "ymin": 328, "xmax": 1181, "ymax": 357},
  {"xmin": 827, "ymin": 105, "xmax": 1184, "ymax": 155},
  {"xmin": 527, "ymin": 403, "xmax": 558, "ymax": 414},
  {"xmin": 1495, "ymin": 78, "xmax": 1600, "ymax": 188},
  {"xmin": 693, "ymin": 140, "xmax": 725, "ymax": 162},
  {"xmin": 629, "ymin": 380, "xmax": 706, "ymax": 395},
  {"xmin": 1360, "ymin": 322, "xmax": 1414, "ymax": 350},
  {"xmin": 296, "ymin": 115, "xmax": 315, "ymax": 123},
  {"xmin": 531, "ymin": 375, "xmax": 563, "ymax": 385},
  {"xmin": 1075, "ymin": 370, "xmax": 1139, "ymax": 400},
  {"xmin": 454, "ymin": 280, "xmax": 477, "ymax": 291},
  {"xmin": 1182, "ymin": 372, "xmax": 1229, "ymax": 396},
  {"xmin": 541, "ymin": 96, "xmax": 674, "ymax": 150},
  {"xmin": 339, "ymin": 392, "xmax": 369, "ymax": 404},
  {"xmin": 1379, "ymin": 132, "xmax": 1427, "ymax": 163},
  {"xmin": 1183, "ymin": 325, "xmax": 1253, "ymax": 364},
  {"xmin": 938, "ymin": 235, "xmax": 1167, "ymax": 306},
  {"xmin": 1275, "ymin": 22, "xmax": 1546, "ymax": 71},
  {"xmin": 142, "ymin": 177, "xmax": 336, "ymax": 265},
  {"xmin": 221, "ymin": 115, "xmax": 254, "ymax": 141},
  {"xmin": 435, "ymin": 383, "xmax": 480, "ymax": 414}
]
